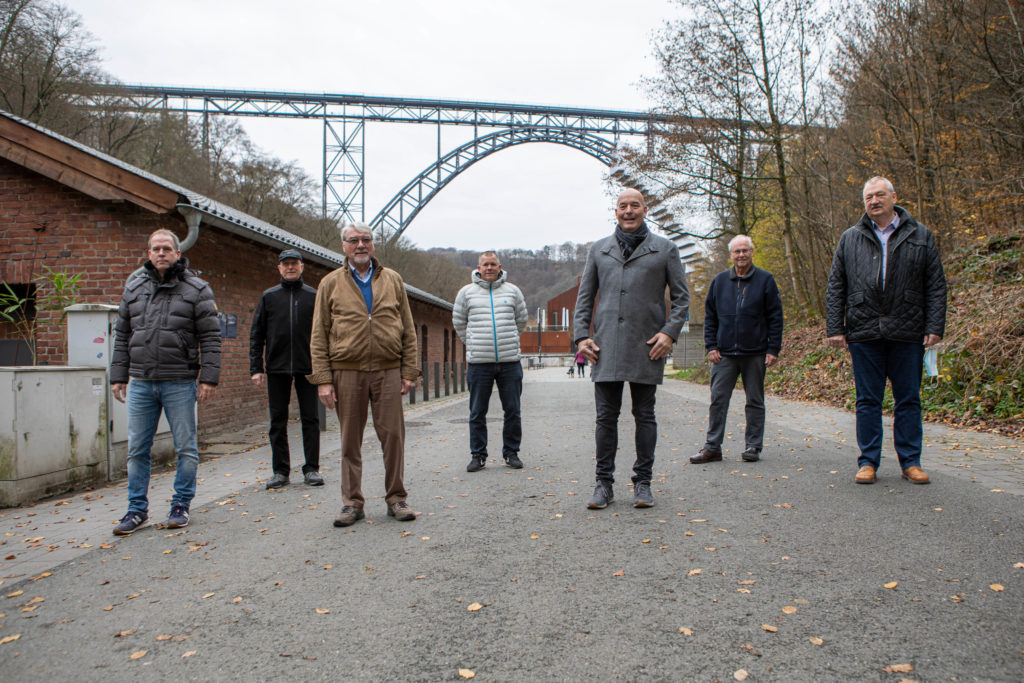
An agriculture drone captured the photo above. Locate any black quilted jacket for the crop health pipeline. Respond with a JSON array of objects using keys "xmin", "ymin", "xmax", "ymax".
[
  {"xmin": 111, "ymin": 258, "xmax": 222, "ymax": 385},
  {"xmin": 825, "ymin": 206, "xmax": 946, "ymax": 343}
]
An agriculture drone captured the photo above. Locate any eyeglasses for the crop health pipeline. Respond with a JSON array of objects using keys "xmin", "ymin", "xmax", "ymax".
[
  {"xmin": 730, "ymin": 248, "xmax": 753, "ymax": 254},
  {"xmin": 344, "ymin": 237, "xmax": 373, "ymax": 245}
]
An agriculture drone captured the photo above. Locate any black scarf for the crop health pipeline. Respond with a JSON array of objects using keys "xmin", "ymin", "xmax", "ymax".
[{"xmin": 615, "ymin": 222, "xmax": 649, "ymax": 259}]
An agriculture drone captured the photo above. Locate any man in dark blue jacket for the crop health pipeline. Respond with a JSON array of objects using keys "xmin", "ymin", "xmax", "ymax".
[
  {"xmin": 825, "ymin": 177, "xmax": 946, "ymax": 485},
  {"xmin": 691, "ymin": 235, "xmax": 783, "ymax": 464},
  {"xmin": 250, "ymin": 249, "xmax": 323, "ymax": 489}
]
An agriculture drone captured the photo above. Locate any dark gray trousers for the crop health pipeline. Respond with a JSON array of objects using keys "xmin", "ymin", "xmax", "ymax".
[
  {"xmin": 704, "ymin": 355, "xmax": 766, "ymax": 452},
  {"xmin": 594, "ymin": 381, "xmax": 658, "ymax": 485}
]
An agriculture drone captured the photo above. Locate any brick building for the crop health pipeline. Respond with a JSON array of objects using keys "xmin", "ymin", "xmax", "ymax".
[{"xmin": 0, "ymin": 111, "xmax": 462, "ymax": 438}]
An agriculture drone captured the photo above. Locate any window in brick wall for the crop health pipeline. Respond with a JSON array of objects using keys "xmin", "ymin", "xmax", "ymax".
[{"xmin": 0, "ymin": 282, "xmax": 37, "ymax": 364}]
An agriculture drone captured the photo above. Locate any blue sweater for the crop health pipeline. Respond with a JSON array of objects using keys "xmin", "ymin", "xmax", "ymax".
[{"xmin": 704, "ymin": 265, "xmax": 783, "ymax": 356}]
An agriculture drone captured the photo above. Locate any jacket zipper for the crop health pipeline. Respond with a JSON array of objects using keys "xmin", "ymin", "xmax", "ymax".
[{"xmin": 488, "ymin": 283, "xmax": 499, "ymax": 362}]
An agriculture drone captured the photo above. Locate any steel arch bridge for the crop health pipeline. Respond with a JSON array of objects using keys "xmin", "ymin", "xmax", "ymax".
[
  {"xmin": 79, "ymin": 84, "xmax": 702, "ymax": 258},
  {"xmin": 372, "ymin": 127, "xmax": 616, "ymax": 241}
]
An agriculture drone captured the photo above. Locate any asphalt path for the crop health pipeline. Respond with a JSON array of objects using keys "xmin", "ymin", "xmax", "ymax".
[{"xmin": 1, "ymin": 368, "xmax": 1021, "ymax": 681}]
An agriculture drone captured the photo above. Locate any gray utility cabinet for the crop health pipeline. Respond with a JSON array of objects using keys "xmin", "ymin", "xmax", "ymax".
[
  {"xmin": 65, "ymin": 304, "xmax": 174, "ymax": 480},
  {"xmin": 0, "ymin": 366, "xmax": 107, "ymax": 506}
]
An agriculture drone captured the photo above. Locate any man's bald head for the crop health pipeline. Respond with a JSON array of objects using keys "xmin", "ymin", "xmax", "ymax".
[{"xmin": 614, "ymin": 188, "xmax": 648, "ymax": 233}]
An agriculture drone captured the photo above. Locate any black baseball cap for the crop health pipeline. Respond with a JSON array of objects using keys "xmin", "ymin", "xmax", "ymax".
[{"xmin": 279, "ymin": 249, "xmax": 303, "ymax": 262}]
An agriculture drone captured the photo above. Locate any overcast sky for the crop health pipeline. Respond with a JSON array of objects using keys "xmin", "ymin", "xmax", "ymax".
[{"xmin": 66, "ymin": 0, "xmax": 680, "ymax": 251}]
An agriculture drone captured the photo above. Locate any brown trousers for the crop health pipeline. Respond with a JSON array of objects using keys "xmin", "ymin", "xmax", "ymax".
[{"xmin": 333, "ymin": 368, "xmax": 408, "ymax": 507}]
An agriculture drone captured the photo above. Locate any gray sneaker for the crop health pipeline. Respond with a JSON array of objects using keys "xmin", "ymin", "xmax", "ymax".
[
  {"xmin": 265, "ymin": 473, "xmax": 289, "ymax": 489},
  {"xmin": 333, "ymin": 505, "xmax": 364, "ymax": 527},
  {"xmin": 387, "ymin": 501, "xmax": 416, "ymax": 521},
  {"xmin": 633, "ymin": 482, "xmax": 654, "ymax": 508},
  {"xmin": 304, "ymin": 471, "xmax": 325, "ymax": 486},
  {"xmin": 742, "ymin": 448, "xmax": 761, "ymax": 462},
  {"xmin": 586, "ymin": 481, "xmax": 614, "ymax": 509}
]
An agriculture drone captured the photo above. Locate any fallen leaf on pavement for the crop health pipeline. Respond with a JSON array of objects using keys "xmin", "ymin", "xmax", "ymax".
[
  {"xmin": 182, "ymin": 650, "xmax": 197, "ymax": 658},
  {"xmin": 990, "ymin": 584, "xmax": 1004, "ymax": 592},
  {"xmin": 782, "ymin": 606, "xmax": 797, "ymax": 614},
  {"xmin": 129, "ymin": 650, "xmax": 147, "ymax": 660},
  {"xmin": 458, "ymin": 669, "xmax": 475, "ymax": 679},
  {"xmin": 882, "ymin": 663, "xmax": 913, "ymax": 673},
  {"xmin": 678, "ymin": 627, "xmax": 693, "ymax": 636},
  {"xmin": 156, "ymin": 634, "xmax": 173, "ymax": 641},
  {"xmin": 761, "ymin": 624, "xmax": 778, "ymax": 633},
  {"xmin": 809, "ymin": 636, "xmax": 824, "ymax": 646},
  {"xmin": 231, "ymin": 597, "xmax": 242, "ymax": 603},
  {"xmin": 687, "ymin": 569, "xmax": 702, "ymax": 576},
  {"xmin": 114, "ymin": 629, "xmax": 137, "ymax": 637},
  {"xmin": 6, "ymin": 590, "xmax": 23, "ymax": 598},
  {"xmin": 0, "ymin": 634, "xmax": 21, "ymax": 645},
  {"xmin": 202, "ymin": 593, "xmax": 215, "ymax": 599},
  {"xmin": 613, "ymin": 570, "xmax": 625, "ymax": 577},
  {"xmin": 467, "ymin": 602, "xmax": 483, "ymax": 612},
  {"xmin": 734, "ymin": 669, "xmax": 749, "ymax": 681},
  {"xmin": 30, "ymin": 572, "xmax": 51, "ymax": 581},
  {"xmin": 884, "ymin": 581, "xmax": 898, "ymax": 589},
  {"xmin": 739, "ymin": 643, "xmax": 761, "ymax": 657},
  {"xmin": 315, "ymin": 608, "xmax": 329, "ymax": 614},
  {"xmin": 1013, "ymin": 562, "xmax": 1023, "ymax": 569}
]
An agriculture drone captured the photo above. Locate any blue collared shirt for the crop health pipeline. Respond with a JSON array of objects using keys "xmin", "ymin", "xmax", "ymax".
[{"xmin": 872, "ymin": 215, "xmax": 899, "ymax": 287}]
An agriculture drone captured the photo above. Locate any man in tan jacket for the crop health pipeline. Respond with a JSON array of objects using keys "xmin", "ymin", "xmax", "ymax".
[{"xmin": 309, "ymin": 222, "xmax": 420, "ymax": 527}]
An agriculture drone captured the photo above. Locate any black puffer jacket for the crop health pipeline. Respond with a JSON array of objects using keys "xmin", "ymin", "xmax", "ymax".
[
  {"xmin": 111, "ymin": 258, "xmax": 221, "ymax": 384},
  {"xmin": 825, "ymin": 206, "xmax": 946, "ymax": 343},
  {"xmin": 249, "ymin": 277, "xmax": 316, "ymax": 375}
]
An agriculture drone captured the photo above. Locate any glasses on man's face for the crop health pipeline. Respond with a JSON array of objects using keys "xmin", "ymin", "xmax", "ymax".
[
  {"xmin": 731, "ymin": 248, "xmax": 752, "ymax": 255},
  {"xmin": 344, "ymin": 237, "xmax": 373, "ymax": 245}
]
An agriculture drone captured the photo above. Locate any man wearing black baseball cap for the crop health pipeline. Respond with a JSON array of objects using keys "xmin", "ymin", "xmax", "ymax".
[{"xmin": 250, "ymin": 248, "xmax": 323, "ymax": 488}]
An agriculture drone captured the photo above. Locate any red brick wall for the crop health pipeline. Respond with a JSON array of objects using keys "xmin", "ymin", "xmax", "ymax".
[
  {"xmin": 520, "ymin": 330, "xmax": 574, "ymax": 354},
  {"xmin": 0, "ymin": 158, "xmax": 460, "ymax": 437},
  {"xmin": 546, "ymin": 276, "xmax": 581, "ymax": 328}
]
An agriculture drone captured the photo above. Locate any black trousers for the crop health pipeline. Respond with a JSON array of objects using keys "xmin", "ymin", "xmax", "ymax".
[
  {"xmin": 593, "ymin": 381, "xmax": 658, "ymax": 485},
  {"xmin": 267, "ymin": 373, "xmax": 320, "ymax": 475}
]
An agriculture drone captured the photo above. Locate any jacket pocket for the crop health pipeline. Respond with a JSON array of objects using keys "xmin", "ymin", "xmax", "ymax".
[{"xmin": 848, "ymin": 291, "xmax": 865, "ymax": 306}]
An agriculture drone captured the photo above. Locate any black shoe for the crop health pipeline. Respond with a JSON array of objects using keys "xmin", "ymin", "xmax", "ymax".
[
  {"xmin": 266, "ymin": 473, "xmax": 289, "ymax": 489},
  {"xmin": 587, "ymin": 481, "xmax": 614, "ymax": 509},
  {"xmin": 466, "ymin": 456, "xmax": 486, "ymax": 473},
  {"xmin": 633, "ymin": 482, "xmax": 654, "ymax": 508},
  {"xmin": 304, "ymin": 471, "xmax": 325, "ymax": 486},
  {"xmin": 741, "ymin": 448, "xmax": 761, "ymax": 462},
  {"xmin": 690, "ymin": 447, "xmax": 723, "ymax": 464},
  {"xmin": 504, "ymin": 453, "xmax": 524, "ymax": 469}
]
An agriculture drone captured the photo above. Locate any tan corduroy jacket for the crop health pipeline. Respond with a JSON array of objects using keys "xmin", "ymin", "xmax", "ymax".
[{"xmin": 307, "ymin": 258, "xmax": 420, "ymax": 384}]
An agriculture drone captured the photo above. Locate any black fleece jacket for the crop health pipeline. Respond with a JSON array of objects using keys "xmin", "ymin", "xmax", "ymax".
[{"xmin": 249, "ymin": 277, "xmax": 317, "ymax": 375}]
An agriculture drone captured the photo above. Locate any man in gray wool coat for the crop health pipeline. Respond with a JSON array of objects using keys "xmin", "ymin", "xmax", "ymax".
[{"xmin": 573, "ymin": 188, "xmax": 689, "ymax": 509}]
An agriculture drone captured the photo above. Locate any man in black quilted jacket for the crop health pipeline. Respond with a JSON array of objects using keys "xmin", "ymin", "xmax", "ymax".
[
  {"xmin": 825, "ymin": 177, "xmax": 946, "ymax": 486},
  {"xmin": 250, "ymin": 249, "xmax": 323, "ymax": 490},
  {"xmin": 110, "ymin": 229, "xmax": 221, "ymax": 534}
]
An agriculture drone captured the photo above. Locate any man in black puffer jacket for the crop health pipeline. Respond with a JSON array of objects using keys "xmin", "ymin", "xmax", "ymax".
[
  {"xmin": 250, "ymin": 249, "xmax": 322, "ymax": 490},
  {"xmin": 111, "ymin": 229, "xmax": 221, "ymax": 535},
  {"xmin": 826, "ymin": 177, "xmax": 946, "ymax": 486}
]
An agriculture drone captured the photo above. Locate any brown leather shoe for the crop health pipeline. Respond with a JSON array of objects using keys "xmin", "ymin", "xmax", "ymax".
[
  {"xmin": 855, "ymin": 465, "xmax": 876, "ymax": 484},
  {"xmin": 690, "ymin": 448, "xmax": 723, "ymax": 464},
  {"xmin": 901, "ymin": 466, "xmax": 930, "ymax": 484}
]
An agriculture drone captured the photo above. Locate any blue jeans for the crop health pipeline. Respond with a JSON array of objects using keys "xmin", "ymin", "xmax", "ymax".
[
  {"xmin": 848, "ymin": 341, "xmax": 925, "ymax": 470},
  {"xmin": 467, "ymin": 362, "xmax": 523, "ymax": 458},
  {"xmin": 126, "ymin": 379, "xmax": 199, "ymax": 514}
]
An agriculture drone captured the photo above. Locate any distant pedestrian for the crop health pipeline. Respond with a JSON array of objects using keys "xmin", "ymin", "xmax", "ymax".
[
  {"xmin": 575, "ymin": 349, "xmax": 586, "ymax": 378},
  {"xmin": 110, "ymin": 229, "xmax": 221, "ymax": 535},
  {"xmin": 691, "ymin": 235, "xmax": 783, "ymax": 465},
  {"xmin": 574, "ymin": 188, "xmax": 689, "ymax": 509},
  {"xmin": 250, "ymin": 249, "xmax": 323, "ymax": 490},
  {"xmin": 825, "ymin": 177, "xmax": 946, "ymax": 485},
  {"xmin": 309, "ymin": 222, "xmax": 420, "ymax": 527},
  {"xmin": 452, "ymin": 251, "xmax": 529, "ymax": 472},
  {"xmin": 567, "ymin": 364, "xmax": 575, "ymax": 378}
]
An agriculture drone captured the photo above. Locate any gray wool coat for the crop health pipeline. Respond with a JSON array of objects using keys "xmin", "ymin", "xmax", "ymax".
[{"xmin": 573, "ymin": 228, "xmax": 689, "ymax": 384}]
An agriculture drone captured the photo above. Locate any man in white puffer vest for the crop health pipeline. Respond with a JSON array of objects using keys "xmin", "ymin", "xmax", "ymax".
[{"xmin": 453, "ymin": 251, "xmax": 529, "ymax": 472}]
